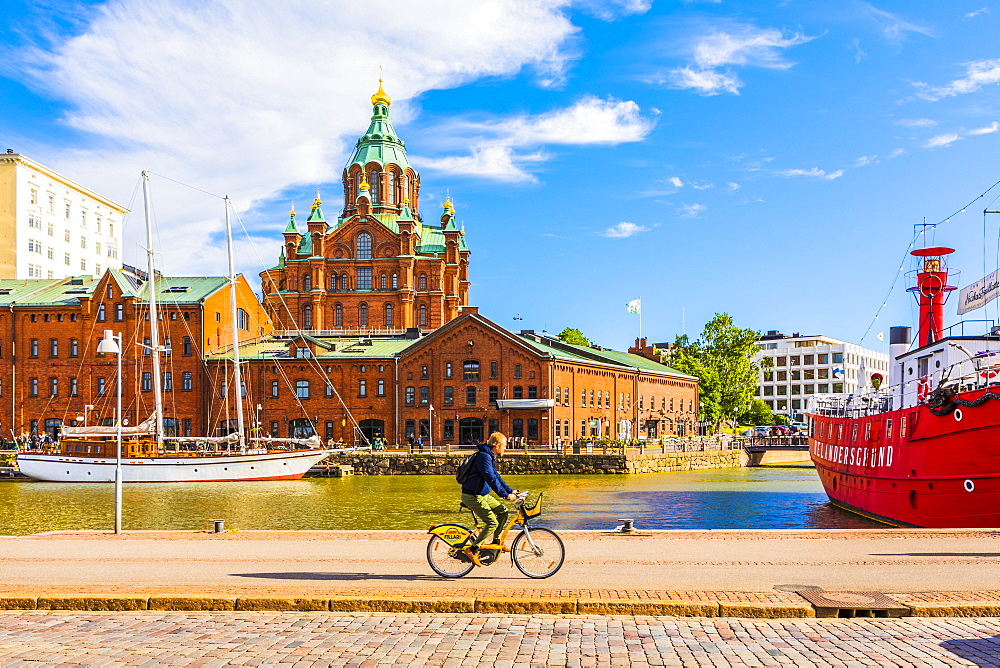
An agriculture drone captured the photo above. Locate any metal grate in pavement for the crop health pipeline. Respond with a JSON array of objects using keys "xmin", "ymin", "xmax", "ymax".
[{"xmin": 796, "ymin": 590, "xmax": 912, "ymax": 618}]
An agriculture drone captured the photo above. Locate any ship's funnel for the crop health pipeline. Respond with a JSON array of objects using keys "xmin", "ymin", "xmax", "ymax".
[
  {"xmin": 907, "ymin": 247, "xmax": 958, "ymax": 347},
  {"xmin": 889, "ymin": 326, "xmax": 911, "ymax": 360}
]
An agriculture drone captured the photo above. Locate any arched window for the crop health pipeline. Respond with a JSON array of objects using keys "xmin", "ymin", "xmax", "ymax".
[
  {"xmin": 387, "ymin": 172, "xmax": 396, "ymax": 205},
  {"xmin": 303, "ymin": 273, "xmax": 311, "ymax": 291},
  {"xmin": 330, "ymin": 274, "xmax": 338, "ymax": 291},
  {"xmin": 341, "ymin": 273, "xmax": 349, "ymax": 290},
  {"xmin": 391, "ymin": 273, "xmax": 398, "ymax": 289},
  {"xmin": 334, "ymin": 304, "xmax": 343, "ymax": 328},
  {"xmin": 295, "ymin": 380, "xmax": 310, "ymax": 399},
  {"xmin": 369, "ymin": 169, "xmax": 380, "ymax": 204},
  {"xmin": 418, "ymin": 273, "xmax": 427, "ymax": 291},
  {"xmin": 380, "ymin": 273, "xmax": 387, "ymax": 290},
  {"xmin": 385, "ymin": 303, "xmax": 394, "ymax": 327},
  {"xmin": 302, "ymin": 305, "xmax": 312, "ymax": 329},
  {"xmin": 419, "ymin": 303, "xmax": 427, "ymax": 327},
  {"xmin": 357, "ymin": 232, "xmax": 372, "ymax": 259},
  {"xmin": 359, "ymin": 303, "xmax": 368, "ymax": 328}
]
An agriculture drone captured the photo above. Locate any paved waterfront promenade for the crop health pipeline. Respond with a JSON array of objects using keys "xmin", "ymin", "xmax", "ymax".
[{"xmin": 4, "ymin": 530, "xmax": 1000, "ymax": 665}]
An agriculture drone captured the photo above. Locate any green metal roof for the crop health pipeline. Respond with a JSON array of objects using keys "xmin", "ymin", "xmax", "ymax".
[
  {"xmin": 0, "ymin": 277, "xmax": 95, "ymax": 306},
  {"xmin": 137, "ymin": 276, "xmax": 229, "ymax": 304},
  {"xmin": 518, "ymin": 335, "xmax": 697, "ymax": 380},
  {"xmin": 207, "ymin": 335, "xmax": 417, "ymax": 361},
  {"xmin": 346, "ymin": 103, "xmax": 410, "ymax": 171}
]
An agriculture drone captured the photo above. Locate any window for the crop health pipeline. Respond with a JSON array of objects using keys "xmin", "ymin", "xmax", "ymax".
[
  {"xmin": 513, "ymin": 385, "xmax": 523, "ymax": 399},
  {"xmin": 48, "ymin": 194, "xmax": 54, "ymax": 212},
  {"xmin": 357, "ymin": 233, "xmax": 372, "ymax": 259},
  {"xmin": 590, "ymin": 390, "xmax": 595, "ymax": 407},
  {"xmin": 419, "ymin": 304, "xmax": 427, "ymax": 327},
  {"xmin": 97, "ymin": 378, "xmax": 106, "ymax": 396},
  {"xmin": 581, "ymin": 389, "xmax": 586, "ymax": 407},
  {"xmin": 112, "ymin": 303, "xmax": 123, "ymax": 321},
  {"xmin": 359, "ymin": 379, "xmax": 367, "ymax": 397},
  {"xmin": 107, "ymin": 245, "xmax": 118, "ymax": 259},
  {"xmin": 69, "ymin": 338, "xmax": 78, "ymax": 357},
  {"xmin": 391, "ymin": 273, "xmax": 398, "ymax": 289},
  {"xmin": 47, "ymin": 222, "xmax": 53, "ymax": 236},
  {"xmin": 489, "ymin": 386, "xmax": 498, "ymax": 404},
  {"xmin": 29, "ymin": 378, "xmax": 38, "ymax": 397},
  {"xmin": 64, "ymin": 252, "xmax": 70, "ymax": 266},
  {"xmin": 445, "ymin": 362, "xmax": 453, "ymax": 379},
  {"xmin": 369, "ymin": 169, "xmax": 380, "ymax": 203},
  {"xmin": 182, "ymin": 372, "xmax": 193, "ymax": 391},
  {"xmin": 95, "ymin": 242, "xmax": 101, "ymax": 254},
  {"xmin": 359, "ymin": 303, "xmax": 368, "ymax": 327},
  {"xmin": 466, "ymin": 386, "xmax": 477, "ymax": 405},
  {"xmin": 237, "ymin": 308, "xmax": 249, "ymax": 330},
  {"xmin": 27, "ymin": 238, "xmax": 41, "ymax": 253},
  {"xmin": 419, "ymin": 386, "xmax": 429, "ymax": 405},
  {"xmin": 80, "ymin": 237, "xmax": 87, "ymax": 249},
  {"xmin": 268, "ymin": 380, "xmax": 279, "ymax": 398},
  {"xmin": 418, "ymin": 274, "xmax": 427, "ymax": 291},
  {"xmin": 405, "ymin": 386, "xmax": 415, "ymax": 406},
  {"xmin": 30, "ymin": 189, "xmax": 37, "ymax": 204},
  {"xmin": 80, "ymin": 259, "xmax": 87, "ymax": 271},
  {"xmin": 528, "ymin": 418, "xmax": 538, "ymax": 440},
  {"xmin": 303, "ymin": 273, "xmax": 312, "ymax": 292},
  {"xmin": 405, "ymin": 420, "xmax": 416, "ymax": 438},
  {"xmin": 819, "ymin": 354, "xmax": 829, "ymax": 364},
  {"xmin": 357, "ymin": 268, "xmax": 372, "ymax": 290},
  {"xmin": 528, "ymin": 386, "xmax": 538, "ymax": 399},
  {"xmin": 513, "ymin": 419, "xmax": 524, "ymax": 438},
  {"xmin": 29, "ymin": 339, "xmax": 38, "ymax": 357},
  {"xmin": 384, "ymin": 303, "xmax": 393, "ymax": 327},
  {"xmin": 463, "ymin": 360, "xmax": 480, "ymax": 381},
  {"xmin": 444, "ymin": 419, "xmax": 454, "ymax": 441},
  {"xmin": 49, "ymin": 339, "xmax": 58, "ymax": 357},
  {"xmin": 143, "ymin": 338, "xmax": 151, "ymax": 356},
  {"xmin": 28, "ymin": 215, "xmax": 41, "ymax": 229},
  {"xmin": 69, "ymin": 378, "xmax": 78, "ymax": 397},
  {"xmin": 183, "ymin": 337, "xmax": 192, "ymax": 356},
  {"xmin": 334, "ymin": 304, "xmax": 343, "ymax": 328},
  {"xmin": 163, "ymin": 372, "xmax": 172, "ymax": 392},
  {"xmin": 296, "ymin": 380, "xmax": 310, "ymax": 399},
  {"xmin": 65, "ymin": 203, "xmax": 70, "ymax": 219},
  {"xmin": 49, "ymin": 378, "xmax": 58, "ymax": 397},
  {"xmin": 377, "ymin": 379, "xmax": 385, "ymax": 396},
  {"xmin": 97, "ymin": 304, "xmax": 105, "ymax": 322},
  {"xmin": 833, "ymin": 353, "xmax": 844, "ymax": 363},
  {"xmin": 141, "ymin": 372, "xmax": 152, "ymax": 392},
  {"xmin": 295, "ymin": 346, "xmax": 311, "ymax": 359},
  {"xmin": 442, "ymin": 386, "xmax": 455, "ymax": 406}
]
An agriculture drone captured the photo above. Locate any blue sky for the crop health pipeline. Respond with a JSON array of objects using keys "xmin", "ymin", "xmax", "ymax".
[{"xmin": 3, "ymin": 1, "xmax": 1000, "ymax": 351}]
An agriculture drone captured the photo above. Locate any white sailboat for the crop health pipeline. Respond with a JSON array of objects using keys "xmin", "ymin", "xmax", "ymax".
[{"xmin": 17, "ymin": 174, "xmax": 334, "ymax": 482}]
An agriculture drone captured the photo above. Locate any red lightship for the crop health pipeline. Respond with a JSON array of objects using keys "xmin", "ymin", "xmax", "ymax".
[{"xmin": 809, "ymin": 246, "xmax": 1000, "ymax": 527}]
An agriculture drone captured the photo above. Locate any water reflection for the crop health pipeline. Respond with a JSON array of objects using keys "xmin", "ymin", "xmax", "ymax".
[{"xmin": 0, "ymin": 466, "xmax": 883, "ymax": 535}]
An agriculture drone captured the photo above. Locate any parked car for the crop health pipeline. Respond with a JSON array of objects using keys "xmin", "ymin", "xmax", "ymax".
[
  {"xmin": 753, "ymin": 425, "xmax": 772, "ymax": 437},
  {"xmin": 790, "ymin": 421, "xmax": 809, "ymax": 433}
]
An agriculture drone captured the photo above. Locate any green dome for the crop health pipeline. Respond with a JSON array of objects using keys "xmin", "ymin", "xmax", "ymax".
[{"xmin": 347, "ymin": 97, "xmax": 410, "ymax": 171}]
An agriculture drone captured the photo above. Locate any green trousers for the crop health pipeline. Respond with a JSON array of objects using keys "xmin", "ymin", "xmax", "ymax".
[{"xmin": 461, "ymin": 493, "xmax": 510, "ymax": 547}]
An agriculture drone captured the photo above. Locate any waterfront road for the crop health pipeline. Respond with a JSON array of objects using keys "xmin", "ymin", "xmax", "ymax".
[
  {"xmin": 2, "ymin": 611, "xmax": 1000, "ymax": 666},
  {"xmin": 2, "ymin": 528, "xmax": 1000, "ymax": 595}
]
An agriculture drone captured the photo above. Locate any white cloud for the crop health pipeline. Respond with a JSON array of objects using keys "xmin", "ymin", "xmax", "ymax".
[
  {"xmin": 668, "ymin": 176, "xmax": 684, "ymax": 188},
  {"xmin": 692, "ymin": 182, "xmax": 714, "ymax": 190},
  {"xmin": 970, "ymin": 121, "xmax": 1000, "ymax": 135},
  {"xmin": 860, "ymin": 3, "xmax": 935, "ymax": 41},
  {"xmin": 575, "ymin": 0, "xmax": 653, "ymax": 20},
  {"xmin": 418, "ymin": 96, "xmax": 654, "ymax": 181},
  {"xmin": 850, "ymin": 38, "xmax": 867, "ymax": 64},
  {"xmin": 896, "ymin": 118, "xmax": 937, "ymax": 128},
  {"xmin": 602, "ymin": 221, "xmax": 650, "ymax": 238},
  {"xmin": 888, "ymin": 148, "xmax": 905, "ymax": 158},
  {"xmin": 966, "ymin": 7, "xmax": 989, "ymax": 18},
  {"xmin": 678, "ymin": 203, "xmax": 706, "ymax": 218},
  {"xmin": 665, "ymin": 25, "xmax": 814, "ymax": 95},
  {"xmin": 853, "ymin": 155, "xmax": 877, "ymax": 167},
  {"xmin": 11, "ymin": 0, "xmax": 586, "ymax": 275},
  {"xmin": 727, "ymin": 182, "xmax": 741, "ymax": 190},
  {"xmin": 914, "ymin": 59, "xmax": 1000, "ymax": 101},
  {"xmin": 924, "ymin": 133, "xmax": 960, "ymax": 148},
  {"xmin": 778, "ymin": 168, "xmax": 844, "ymax": 180}
]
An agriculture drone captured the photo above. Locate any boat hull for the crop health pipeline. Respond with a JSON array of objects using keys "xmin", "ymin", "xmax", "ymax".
[
  {"xmin": 16, "ymin": 449, "xmax": 332, "ymax": 483},
  {"xmin": 809, "ymin": 388, "xmax": 1000, "ymax": 528}
]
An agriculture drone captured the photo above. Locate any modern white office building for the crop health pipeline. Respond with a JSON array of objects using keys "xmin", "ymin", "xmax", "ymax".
[
  {"xmin": 0, "ymin": 151, "xmax": 126, "ymax": 280},
  {"xmin": 754, "ymin": 331, "xmax": 890, "ymax": 421}
]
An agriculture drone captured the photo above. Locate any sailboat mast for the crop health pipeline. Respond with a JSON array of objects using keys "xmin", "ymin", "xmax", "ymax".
[
  {"xmin": 141, "ymin": 171, "xmax": 165, "ymax": 448},
  {"xmin": 225, "ymin": 197, "xmax": 246, "ymax": 451}
]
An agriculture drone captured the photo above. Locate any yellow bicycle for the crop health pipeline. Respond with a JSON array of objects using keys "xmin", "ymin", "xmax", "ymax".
[{"xmin": 426, "ymin": 491, "xmax": 565, "ymax": 579}]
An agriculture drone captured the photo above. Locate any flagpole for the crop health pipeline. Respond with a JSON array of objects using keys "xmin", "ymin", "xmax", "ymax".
[{"xmin": 639, "ymin": 296, "xmax": 643, "ymax": 341}]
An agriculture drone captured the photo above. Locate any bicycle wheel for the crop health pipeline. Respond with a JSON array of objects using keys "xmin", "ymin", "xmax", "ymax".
[
  {"xmin": 511, "ymin": 527, "xmax": 565, "ymax": 578},
  {"xmin": 426, "ymin": 535, "xmax": 475, "ymax": 578}
]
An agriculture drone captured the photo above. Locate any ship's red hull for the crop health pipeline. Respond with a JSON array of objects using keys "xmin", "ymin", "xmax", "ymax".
[{"xmin": 809, "ymin": 387, "xmax": 1000, "ymax": 527}]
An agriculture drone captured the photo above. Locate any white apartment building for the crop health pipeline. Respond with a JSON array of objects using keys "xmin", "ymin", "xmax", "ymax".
[
  {"xmin": 0, "ymin": 150, "xmax": 126, "ymax": 280},
  {"xmin": 754, "ymin": 331, "xmax": 890, "ymax": 421}
]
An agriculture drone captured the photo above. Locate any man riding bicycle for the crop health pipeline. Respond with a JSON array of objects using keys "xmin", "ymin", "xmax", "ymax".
[{"xmin": 460, "ymin": 432, "xmax": 517, "ymax": 566}]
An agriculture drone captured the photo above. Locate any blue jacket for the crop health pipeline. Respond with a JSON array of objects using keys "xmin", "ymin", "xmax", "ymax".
[{"xmin": 461, "ymin": 443, "xmax": 513, "ymax": 497}]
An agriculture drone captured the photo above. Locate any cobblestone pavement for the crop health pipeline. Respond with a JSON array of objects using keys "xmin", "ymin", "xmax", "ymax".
[{"xmin": 2, "ymin": 612, "xmax": 1000, "ymax": 666}]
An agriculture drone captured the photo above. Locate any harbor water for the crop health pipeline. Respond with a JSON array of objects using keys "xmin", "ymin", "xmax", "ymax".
[{"xmin": 0, "ymin": 465, "xmax": 882, "ymax": 535}]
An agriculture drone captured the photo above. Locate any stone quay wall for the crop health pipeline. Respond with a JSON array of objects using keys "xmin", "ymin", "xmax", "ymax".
[{"xmin": 314, "ymin": 449, "xmax": 743, "ymax": 476}]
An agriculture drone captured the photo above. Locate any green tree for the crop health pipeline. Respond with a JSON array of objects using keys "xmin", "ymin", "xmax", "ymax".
[
  {"xmin": 670, "ymin": 314, "xmax": 761, "ymax": 429},
  {"xmin": 738, "ymin": 398, "xmax": 773, "ymax": 426},
  {"xmin": 557, "ymin": 327, "xmax": 590, "ymax": 346}
]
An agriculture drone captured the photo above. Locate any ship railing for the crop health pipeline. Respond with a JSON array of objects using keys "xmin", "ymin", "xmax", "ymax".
[{"xmin": 812, "ymin": 395, "xmax": 893, "ymax": 418}]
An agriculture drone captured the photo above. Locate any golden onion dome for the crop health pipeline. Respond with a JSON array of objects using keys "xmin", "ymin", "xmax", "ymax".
[{"xmin": 371, "ymin": 79, "xmax": 391, "ymax": 107}]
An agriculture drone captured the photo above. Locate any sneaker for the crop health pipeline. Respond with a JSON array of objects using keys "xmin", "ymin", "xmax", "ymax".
[{"xmin": 461, "ymin": 545, "xmax": 483, "ymax": 567}]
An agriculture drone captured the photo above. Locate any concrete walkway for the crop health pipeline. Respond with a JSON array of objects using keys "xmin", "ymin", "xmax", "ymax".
[{"xmin": 3, "ymin": 529, "xmax": 1000, "ymax": 617}]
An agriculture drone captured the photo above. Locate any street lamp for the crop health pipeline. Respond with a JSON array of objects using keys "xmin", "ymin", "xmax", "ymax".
[
  {"xmin": 97, "ymin": 329, "xmax": 123, "ymax": 534},
  {"xmin": 428, "ymin": 404, "xmax": 434, "ymax": 450}
]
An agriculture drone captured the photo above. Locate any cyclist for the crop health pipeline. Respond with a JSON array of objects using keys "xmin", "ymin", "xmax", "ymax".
[{"xmin": 460, "ymin": 431, "xmax": 517, "ymax": 566}]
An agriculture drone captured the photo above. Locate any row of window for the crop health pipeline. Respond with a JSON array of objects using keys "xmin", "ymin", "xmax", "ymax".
[
  {"xmin": 27, "ymin": 190, "xmax": 115, "ymax": 236},
  {"xmin": 26, "ymin": 237, "xmax": 117, "ymax": 256},
  {"xmin": 403, "ymin": 384, "xmax": 540, "ymax": 407},
  {"xmin": 760, "ymin": 383, "xmax": 846, "ymax": 397},
  {"xmin": 766, "ymin": 353, "xmax": 885, "ymax": 370},
  {"xmin": 20, "ymin": 335, "xmax": 196, "ymax": 358},
  {"xmin": 348, "ymin": 170, "xmax": 413, "ymax": 207},
  {"xmin": 25, "ymin": 371, "xmax": 196, "ymax": 397},
  {"xmin": 295, "ymin": 269, "xmax": 435, "ymax": 293},
  {"xmin": 764, "ymin": 368, "xmax": 840, "ymax": 381}
]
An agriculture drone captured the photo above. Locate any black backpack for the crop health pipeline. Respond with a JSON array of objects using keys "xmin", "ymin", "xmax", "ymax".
[{"xmin": 455, "ymin": 451, "xmax": 481, "ymax": 484}]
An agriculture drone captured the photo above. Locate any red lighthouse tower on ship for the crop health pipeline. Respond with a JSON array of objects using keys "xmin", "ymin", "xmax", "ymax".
[{"xmin": 907, "ymin": 247, "xmax": 958, "ymax": 347}]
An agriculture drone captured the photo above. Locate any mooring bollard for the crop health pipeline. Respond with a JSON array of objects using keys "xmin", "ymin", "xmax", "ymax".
[
  {"xmin": 212, "ymin": 519, "xmax": 225, "ymax": 533},
  {"xmin": 617, "ymin": 518, "xmax": 636, "ymax": 533}
]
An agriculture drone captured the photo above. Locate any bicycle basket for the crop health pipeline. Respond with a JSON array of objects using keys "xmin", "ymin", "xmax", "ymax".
[{"xmin": 521, "ymin": 493, "xmax": 543, "ymax": 519}]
